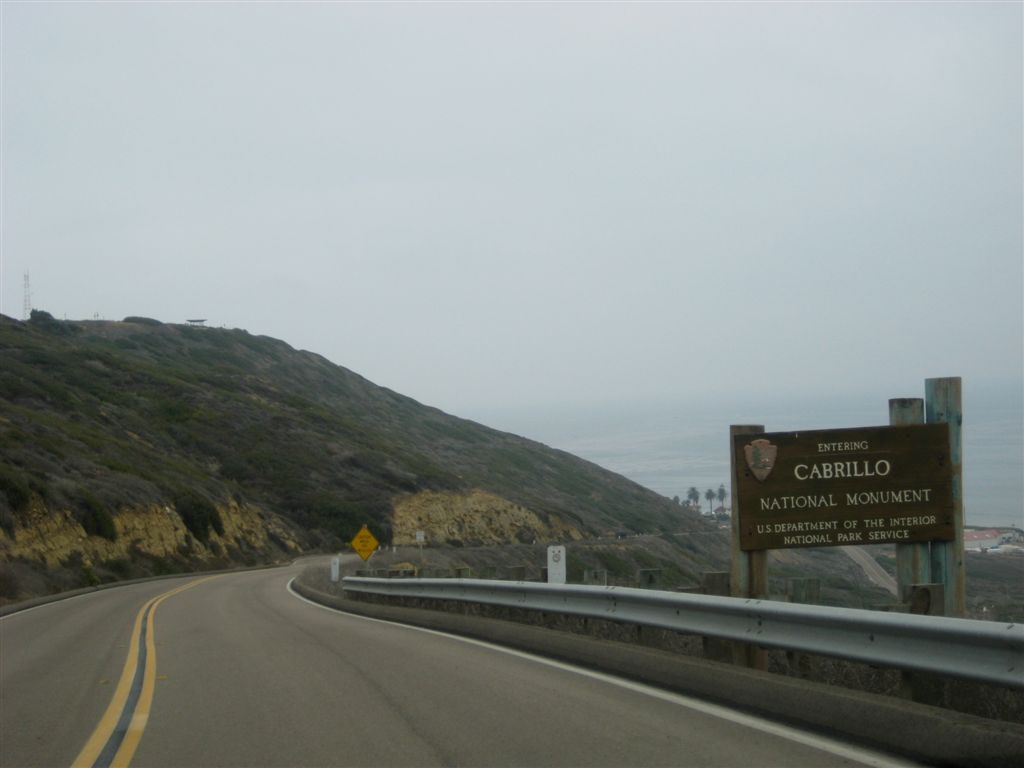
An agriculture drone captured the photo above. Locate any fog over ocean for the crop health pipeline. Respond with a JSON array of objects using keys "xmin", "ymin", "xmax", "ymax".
[{"xmin": 469, "ymin": 381, "xmax": 1023, "ymax": 531}]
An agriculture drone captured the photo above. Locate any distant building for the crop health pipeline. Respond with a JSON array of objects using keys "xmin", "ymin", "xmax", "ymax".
[{"xmin": 965, "ymin": 529, "xmax": 1014, "ymax": 551}]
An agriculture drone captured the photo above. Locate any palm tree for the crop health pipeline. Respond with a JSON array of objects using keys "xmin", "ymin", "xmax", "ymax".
[
  {"xmin": 717, "ymin": 484, "xmax": 727, "ymax": 512},
  {"xmin": 704, "ymin": 488, "xmax": 715, "ymax": 516},
  {"xmin": 687, "ymin": 487, "xmax": 700, "ymax": 510}
]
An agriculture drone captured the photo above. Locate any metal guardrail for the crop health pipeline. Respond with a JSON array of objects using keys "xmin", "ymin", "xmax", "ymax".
[{"xmin": 342, "ymin": 577, "xmax": 1024, "ymax": 689}]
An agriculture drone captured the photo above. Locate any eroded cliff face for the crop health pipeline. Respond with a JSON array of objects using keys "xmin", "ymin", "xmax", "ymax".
[
  {"xmin": 0, "ymin": 498, "xmax": 302, "ymax": 570},
  {"xmin": 391, "ymin": 489, "xmax": 583, "ymax": 546}
]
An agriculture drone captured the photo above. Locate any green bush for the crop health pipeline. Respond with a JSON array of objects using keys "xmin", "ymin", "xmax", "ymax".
[
  {"xmin": 174, "ymin": 490, "xmax": 224, "ymax": 542},
  {"xmin": 0, "ymin": 563, "xmax": 19, "ymax": 599},
  {"xmin": 0, "ymin": 465, "xmax": 32, "ymax": 511},
  {"xmin": 103, "ymin": 558, "xmax": 134, "ymax": 578},
  {"xmin": 28, "ymin": 310, "xmax": 78, "ymax": 336},
  {"xmin": 0, "ymin": 506, "xmax": 15, "ymax": 538},
  {"xmin": 75, "ymin": 491, "xmax": 118, "ymax": 541}
]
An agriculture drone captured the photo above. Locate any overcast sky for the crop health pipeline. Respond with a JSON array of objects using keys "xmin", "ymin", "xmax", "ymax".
[{"xmin": 2, "ymin": 1, "xmax": 1021, "ymax": 418}]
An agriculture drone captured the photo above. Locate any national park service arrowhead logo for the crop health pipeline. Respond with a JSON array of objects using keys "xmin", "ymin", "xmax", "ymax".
[{"xmin": 744, "ymin": 438, "xmax": 777, "ymax": 482}]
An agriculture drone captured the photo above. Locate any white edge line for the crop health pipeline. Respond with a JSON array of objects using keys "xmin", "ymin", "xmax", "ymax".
[
  {"xmin": 0, "ymin": 575, "xmax": 198, "ymax": 621},
  {"xmin": 0, "ymin": 588, "xmax": 103, "ymax": 620},
  {"xmin": 285, "ymin": 578, "xmax": 921, "ymax": 768}
]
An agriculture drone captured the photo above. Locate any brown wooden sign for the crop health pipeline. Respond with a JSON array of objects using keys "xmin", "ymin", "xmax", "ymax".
[{"xmin": 733, "ymin": 424, "xmax": 954, "ymax": 551}]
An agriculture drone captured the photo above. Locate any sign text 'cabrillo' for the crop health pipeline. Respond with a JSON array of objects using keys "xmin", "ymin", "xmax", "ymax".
[{"xmin": 734, "ymin": 424, "xmax": 954, "ymax": 550}]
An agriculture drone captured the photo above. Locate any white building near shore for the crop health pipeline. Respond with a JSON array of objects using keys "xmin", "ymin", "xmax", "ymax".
[{"xmin": 965, "ymin": 528, "xmax": 1020, "ymax": 551}]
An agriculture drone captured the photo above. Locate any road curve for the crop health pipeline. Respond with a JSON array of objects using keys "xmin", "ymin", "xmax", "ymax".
[{"xmin": 2, "ymin": 561, "xmax": 916, "ymax": 767}]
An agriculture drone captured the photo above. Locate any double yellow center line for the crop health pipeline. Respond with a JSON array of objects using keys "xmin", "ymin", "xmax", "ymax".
[{"xmin": 71, "ymin": 577, "xmax": 216, "ymax": 768}]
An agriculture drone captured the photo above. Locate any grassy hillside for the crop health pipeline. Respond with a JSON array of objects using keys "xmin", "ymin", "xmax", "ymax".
[{"xmin": 0, "ymin": 312, "xmax": 725, "ymax": 595}]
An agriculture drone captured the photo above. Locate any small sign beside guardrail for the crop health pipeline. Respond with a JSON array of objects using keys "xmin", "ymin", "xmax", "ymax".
[
  {"xmin": 547, "ymin": 545, "xmax": 566, "ymax": 584},
  {"xmin": 350, "ymin": 525, "xmax": 380, "ymax": 561}
]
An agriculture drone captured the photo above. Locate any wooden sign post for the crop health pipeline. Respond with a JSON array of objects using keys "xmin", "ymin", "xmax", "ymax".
[
  {"xmin": 925, "ymin": 377, "xmax": 965, "ymax": 617},
  {"xmin": 889, "ymin": 397, "xmax": 931, "ymax": 602},
  {"xmin": 729, "ymin": 424, "xmax": 767, "ymax": 670}
]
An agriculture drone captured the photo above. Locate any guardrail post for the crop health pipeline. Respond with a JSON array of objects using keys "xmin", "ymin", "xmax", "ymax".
[
  {"xmin": 786, "ymin": 577, "xmax": 820, "ymax": 604},
  {"xmin": 730, "ymin": 424, "xmax": 767, "ymax": 670},
  {"xmin": 700, "ymin": 572, "xmax": 733, "ymax": 663},
  {"xmin": 784, "ymin": 578, "xmax": 820, "ymax": 677},
  {"xmin": 701, "ymin": 571, "xmax": 731, "ymax": 596},
  {"xmin": 637, "ymin": 569, "xmax": 663, "ymax": 588},
  {"xmin": 901, "ymin": 582, "xmax": 948, "ymax": 704},
  {"xmin": 909, "ymin": 583, "xmax": 945, "ymax": 617}
]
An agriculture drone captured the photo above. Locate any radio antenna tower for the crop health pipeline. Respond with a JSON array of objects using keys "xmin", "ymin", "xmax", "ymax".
[{"xmin": 23, "ymin": 272, "xmax": 32, "ymax": 320}]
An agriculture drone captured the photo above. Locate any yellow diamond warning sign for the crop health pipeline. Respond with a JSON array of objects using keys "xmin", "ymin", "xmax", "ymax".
[{"xmin": 350, "ymin": 525, "xmax": 379, "ymax": 561}]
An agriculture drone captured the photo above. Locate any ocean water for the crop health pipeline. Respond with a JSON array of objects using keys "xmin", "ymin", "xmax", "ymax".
[{"xmin": 468, "ymin": 384, "xmax": 1023, "ymax": 530}]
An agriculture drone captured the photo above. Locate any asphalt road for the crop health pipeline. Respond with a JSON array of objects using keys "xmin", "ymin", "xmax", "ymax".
[{"xmin": 2, "ymin": 561, "xmax": 918, "ymax": 768}]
